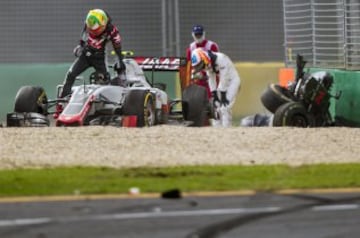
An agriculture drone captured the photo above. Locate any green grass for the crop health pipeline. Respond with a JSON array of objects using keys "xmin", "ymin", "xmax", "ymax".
[{"xmin": 0, "ymin": 164, "xmax": 360, "ymax": 197}]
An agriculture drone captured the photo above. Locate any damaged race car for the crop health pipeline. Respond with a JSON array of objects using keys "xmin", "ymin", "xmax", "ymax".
[
  {"xmin": 6, "ymin": 53, "xmax": 211, "ymax": 127},
  {"xmin": 241, "ymin": 54, "xmax": 341, "ymax": 127}
]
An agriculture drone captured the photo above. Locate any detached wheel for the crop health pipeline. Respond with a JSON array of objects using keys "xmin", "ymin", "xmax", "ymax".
[
  {"xmin": 272, "ymin": 102, "xmax": 315, "ymax": 127},
  {"xmin": 261, "ymin": 84, "xmax": 294, "ymax": 113},
  {"xmin": 14, "ymin": 86, "xmax": 48, "ymax": 114},
  {"xmin": 182, "ymin": 84, "xmax": 208, "ymax": 127},
  {"xmin": 123, "ymin": 90, "xmax": 155, "ymax": 127}
]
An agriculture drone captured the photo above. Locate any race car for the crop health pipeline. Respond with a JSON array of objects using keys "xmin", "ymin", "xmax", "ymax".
[
  {"xmin": 6, "ymin": 54, "xmax": 210, "ymax": 127},
  {"xmin": 241, "ymin": 54, "xmax": 341, "ymax": 127}
]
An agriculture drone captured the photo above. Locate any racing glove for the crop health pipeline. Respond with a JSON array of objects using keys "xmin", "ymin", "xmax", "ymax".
[
  {"xmin": 73, "ymin": 45, "xmax": 83, "ymax": 57},
  {"xmin": 113, "ymin": 44, "xmax": 126, "ymax": 73},
  {"xmin": 220, "ymin": 91, "xmax": 229, "ymax": 106},
  {"xmin": 114, "ymin": 60, "xmax": 126, "ymax": 73},
  {"xmin": 211, "ymin": 91, "xmax": 220, "ymax": 107}
]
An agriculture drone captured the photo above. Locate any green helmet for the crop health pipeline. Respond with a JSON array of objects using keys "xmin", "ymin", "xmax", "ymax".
[{"xmin": 85, "ymin": 9, "xmax": 108, "ymax": 36}]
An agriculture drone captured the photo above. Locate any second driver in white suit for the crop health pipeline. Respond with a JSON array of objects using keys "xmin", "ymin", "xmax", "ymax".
[{"xmin": 191, "ymin": 48, "xmax": 241, "ymax": 127}]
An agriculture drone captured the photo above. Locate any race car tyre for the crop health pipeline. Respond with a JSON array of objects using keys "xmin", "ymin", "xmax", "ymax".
[
  {"xmin": 14, "ymin": 86, "xmax": 48, "ymax": 114},
  {"xmin": 123, "ymin": 90, "xmax": 155, "ymax": 127},
  {"xmin": 182, "ymin": 84, "xmax": 208, "ymax": 127},
  {"xmin": 261, "ymin": 83, "xmax": 294, "ymax": 113},
  {"xmin": 272, "ymin": 101, "xmax": 315, "ymax": 127}
]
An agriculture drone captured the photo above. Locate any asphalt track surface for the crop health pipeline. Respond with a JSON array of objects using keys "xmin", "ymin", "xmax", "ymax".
[{"xmin": 0, "ymin": 190, "xmax": 359, "ymax": 238}]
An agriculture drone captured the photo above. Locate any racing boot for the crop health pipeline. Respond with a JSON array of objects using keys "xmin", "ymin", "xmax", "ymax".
[{"xmin": 53, "ymin": 104, "xmax": 63, "ymax": 119}]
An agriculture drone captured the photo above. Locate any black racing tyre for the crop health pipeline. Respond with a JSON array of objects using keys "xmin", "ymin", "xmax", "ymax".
[
  {"xmin": 14, "ymin": 86, "xmax": 48, "ymax": 114},
  {"xmin": 261, "ymin": 84, "xmax": 294, "ymax": 113},
  {"xmin": 182, "ymin": 84, "xmax": 208, "ymax": 127},
  {"xmin": 272, "ymin": 102, "xmax": 315, "ymax": 127},
  {"xmin": 123, "ymin": 90, "xmax": 155, "ymax": 127}
]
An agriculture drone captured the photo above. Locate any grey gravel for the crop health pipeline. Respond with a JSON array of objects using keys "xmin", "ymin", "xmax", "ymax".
[{"xmin": 0, "ymin": 126, "xmax": 359, "ymax": 170}]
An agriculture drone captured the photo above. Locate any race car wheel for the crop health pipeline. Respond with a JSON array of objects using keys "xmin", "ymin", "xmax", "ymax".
[
  {"xmin": 123, "ymin": 90, "xmax": 155, "ymax": 127},
  {"xmin": 182, "ymin": 84, "xmax": 208, "ymax": 127},
  {"xmin": 14, "ymin": 86, "xmax": 48, "ymax": 114},
  {"xmin": 261, "ymin": 83, "xmax": 294, "ymax": 113},
  {"xmin": 272, "ymin": 102, "xmax": 315, "ymax": 127}
]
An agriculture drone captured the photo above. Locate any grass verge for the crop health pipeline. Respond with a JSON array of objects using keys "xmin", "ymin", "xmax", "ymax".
[{"xmin": 0, "ymin": 164, "xmax": 360, "ymax": 197}]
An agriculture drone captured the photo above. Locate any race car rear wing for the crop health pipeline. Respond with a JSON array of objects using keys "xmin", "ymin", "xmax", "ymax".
[
  {"xmin": 132, "ymin": 56, "xmax": 187, "ymax": 71},
  {"xmin": 114, "ymin": 51, "xmax": 191, "ymax": 89},
  {"xmin": 132, "ymin": 56, "xmax": 190, "ymax": 90}
]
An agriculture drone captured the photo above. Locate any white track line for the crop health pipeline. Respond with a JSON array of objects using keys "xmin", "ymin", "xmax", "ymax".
[
  {"xmin": 0, "ymin": 207, "xmax": 280, "ymax": 227},
  {"xmin": 0, "ymin": 204, "xmax": 358, "ymax": 228},
  {"xmin": 312, "ymin": 204, "xmax": 359, "ymax": 211},
  {"xmin": 0, "ymin": 218, "xmax": 51, "ymax": 227}
]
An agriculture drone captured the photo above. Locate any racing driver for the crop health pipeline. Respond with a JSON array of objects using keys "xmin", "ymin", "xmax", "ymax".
[
  {"xmin": 191, "ymin": 48, "xmax": 241, "ymax": 127},
  {"xmin": 55, "ymin": 9, "xmax": 126, "ymax": 118}
]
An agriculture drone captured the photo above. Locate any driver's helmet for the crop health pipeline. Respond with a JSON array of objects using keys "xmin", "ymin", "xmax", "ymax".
[
  {"xmin": 321, "ymin": 72, "xmax": 334, "ymax": 90},
  {"xmin": 311, "ymin": 71, "xmax": 334, "ymax": 90},
  {"xmin": 192, "ymin": 24, "xmax": 205, "ymax": 44},
  {"xmin": 191, "ymin": 48, "xmax": 210, "ymax": 73},
  {"xmin": 85, "ymin": 9, "xmax": 108, "ymax": 36}
]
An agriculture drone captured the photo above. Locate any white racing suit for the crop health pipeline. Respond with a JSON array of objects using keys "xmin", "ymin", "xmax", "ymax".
[{"xmin": 206, "ymin": 52, "xmax": 241, "ymax": 127}]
